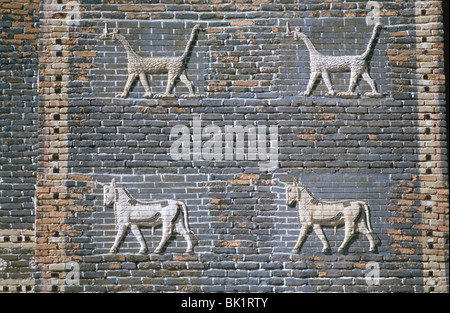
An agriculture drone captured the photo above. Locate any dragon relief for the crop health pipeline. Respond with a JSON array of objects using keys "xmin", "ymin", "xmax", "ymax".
[
  {"xmin": 100, "ymin": 23, "xmax": 202, "ymax": 99},
  {"xmin": 284, "ymin": 22, "xmax": 384, "ymax": 98}
]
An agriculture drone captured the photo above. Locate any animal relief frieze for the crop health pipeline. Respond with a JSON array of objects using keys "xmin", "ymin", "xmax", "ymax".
[
  {"xmin": 285, "ymin": 179, "xmax": 381, "ymax": 254},
  {"xmin": 99, "ymin": 23, "xmax": 202, "ymax": 99},
  {"xmin": 103, "ymin": 179, "xmax": 196, "ymax": 254},
  {"xmin": 284, "ymin": 22, "xmax": 384, "ymax": 98}
]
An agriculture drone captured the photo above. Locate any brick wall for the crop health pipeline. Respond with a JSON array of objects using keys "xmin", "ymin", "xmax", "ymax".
[
  {"xmin": 1, "ymin": 0, "xmax": 448, "ymax": 293},
  {"xmin": 0, "ymin": 0, "xmax": 39, "ymax": 292}
]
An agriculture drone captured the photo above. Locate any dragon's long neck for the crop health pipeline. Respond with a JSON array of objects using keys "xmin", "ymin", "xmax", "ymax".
[
  {"xmin": 116, "ymin": 34, "xmax": 139, "ymax": 60},
  {"xmin": 298, "ymin": 33, "xmax": 319, "ymax": 56}
]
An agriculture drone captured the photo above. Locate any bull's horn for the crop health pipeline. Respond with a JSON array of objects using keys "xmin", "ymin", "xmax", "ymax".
[
  {"xmin": 111, "ymin": 178, "xmax": 115, "ymax": 186},
  {"xmin": 103, "ymin": 23, "xmax": 108, "ymax": 34},
  {"xmin": 271, "ymin": 178, "xmax": 288, "ymax": 186},
  {"xmin": 286, "ymin": 22, "xmax": 291, "ymax": 34}
]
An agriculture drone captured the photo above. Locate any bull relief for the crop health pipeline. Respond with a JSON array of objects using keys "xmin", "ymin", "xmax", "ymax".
[
  {"xmin": 100, "ymin": 23, "xmax": 202, "ymax": 99},
  {"xmin": 285, "ymin": 180, "xmax": 380, "ymax": 254},
  {"xmin": 284, "ymin": 22, "xmax": 384, "ymax": 98},
  {"xmin": 103, "ymin": 179, "xmax": 196, "ymax": 254}
]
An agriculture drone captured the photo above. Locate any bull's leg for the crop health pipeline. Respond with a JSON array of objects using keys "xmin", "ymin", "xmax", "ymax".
[
  {"xmin": 154, "ymin": 222, "xmax": 173, "ymax": 254},
  {"xmin": 130, "ymin": 224, "xmax": 147, "ymax": 254},
  {"xmin": 176, "ymin": 218, "xmax": 194, "ymax": 253},
  {"xmin": 110, "ymin": 223, "xmax": 128, "ymax": 254},
  {"xmin": 338, "ymin": 221, "xmax": 356, "ymax": 253},
  {"xmin": 292, "ymin": 223, "xmax": 311, "ymax": 253},
  {"xmin": 358, "ymin": 220, "xmax": 377, "ymax": 253},
  {"xmin": 180, "ymin": 227, "xmax": 194, "ymax": 253},
  {"xmin": 313, "ymin": 224, "xmax": 330, "ymax": 253}
]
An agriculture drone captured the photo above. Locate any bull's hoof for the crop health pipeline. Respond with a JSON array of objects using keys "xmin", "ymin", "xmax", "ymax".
[
  {"xmin": 292, "ymin": 248, "xmax": 300, "ymax": 254},
  {"xmin": 337, "ymin": 247, "xmax": 345, "ymax": 254},
  {"xmin": 186, "ymin": 248, "xmax": 193, "ymax": 254},
  {"xmin": 181, "ymin": 94, "xmax": 197, "ymax": 99},
  {"xmin": 322, "ymin": 247, "xmax": 331, "ymax": 254},
  {"xmin": 337, "ymin": 91, "xmax": 359, "ymax": 98},
  {"xmin": 109, "ymin": 249, "xmax": 117, "ymax": 254},
  {"xmin": 299, "ymin": 91, "xmax": 310, "ymax": 97},
  {"xmin": 139, "ymin": 248, "xmax": 147, "ymax": 254},
  {"xmin": 154, "ymin": 93, "xmax": 175, "ymax": 99},
  {"xmin": 154, "ymin": 249, "xmax": 162, "ymax": 254}
]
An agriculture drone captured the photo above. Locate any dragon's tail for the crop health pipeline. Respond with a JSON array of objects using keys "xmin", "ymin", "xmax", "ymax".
[
  {"xmin": 361, "ymin": 22, "xmax": 383, "ymax": 60},
  {"xmin": 179, "ymin": 24, "xmax": 202, "ymax": 61}
]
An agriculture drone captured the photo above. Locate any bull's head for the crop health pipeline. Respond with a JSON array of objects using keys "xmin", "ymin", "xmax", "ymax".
[
  {"xmin": 103, "ymin": 179, "xmax": 116, "ymax": 207},
  {"xmin": 286, "ymin": 178, "xmax": 300, "ymax": 207}
]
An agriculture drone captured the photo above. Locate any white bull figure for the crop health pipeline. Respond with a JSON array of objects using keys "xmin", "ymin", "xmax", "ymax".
[
  {"xmin": 103, "ymin": 179, "xmax": 195, "ymax": 254},
  {"xmin": 286, "ymin": 179, "xmax": 380, "ymax": 254}
]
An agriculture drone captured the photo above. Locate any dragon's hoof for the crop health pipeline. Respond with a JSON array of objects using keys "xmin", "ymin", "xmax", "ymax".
[
  {"xmin": 155, "ymin": 94, "xmax": 175, "ymax": 99},
  {"xmin": 365, "ymin": 92, "xmax": 383, "ymax": 98},
  {"xmin": 337, "ymin": 92, "xmax": 359, "ymax": 98}
]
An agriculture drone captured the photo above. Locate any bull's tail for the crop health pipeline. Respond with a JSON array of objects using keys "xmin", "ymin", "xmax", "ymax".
[
  {"xmin": 179, "ymin": 202, "xmax": 192, "ymax": 234},
  {"xmin": 177, "ymin": 202, "xmax": 198, "ymax": 245},
  {"xmin": 361, "ymin": 202, "xmax": 381, "ymax": 245}
]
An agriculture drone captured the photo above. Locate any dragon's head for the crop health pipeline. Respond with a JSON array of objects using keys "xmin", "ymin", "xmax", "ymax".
[
  {"xmin": 100, "ymin": 24, "xmax": 120, "ymax": 42},
  {"xmin": 283, "ymin": 22, "xmax": 304, "ymax": 41}
]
